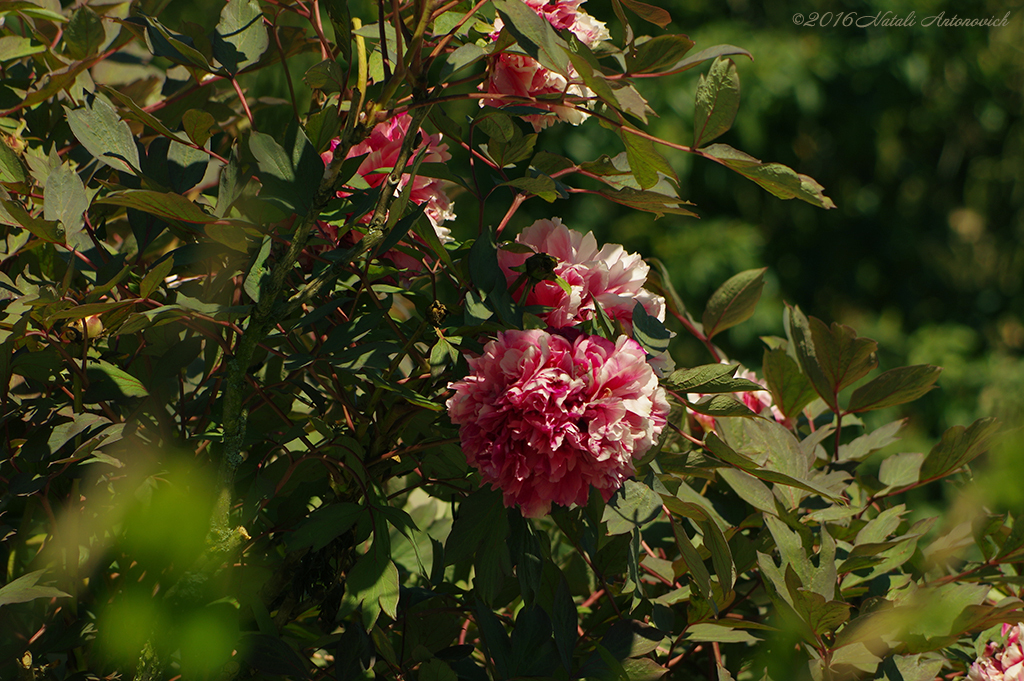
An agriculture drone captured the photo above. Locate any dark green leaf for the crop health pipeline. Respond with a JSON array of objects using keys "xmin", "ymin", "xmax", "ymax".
[
  {"xmin": 132, "ymin": 14, "xmax": 215, "ymax": 71},
  {"xmin": 847, "ymin": 364, "xmax": 942, "ymax": 413},
  {"xmin": 920, "ymin": 417, "xmax": 1000, "ymax": 481},
  {"xmin": 628, "ymin": 35, "xmax": 695, "ymax": 74},
  {"xmin": 474, "ymin": 601, "xmax": 513, "ymax": 679},
  {"xmin": 286, "ymin": 503, "xmax": 363, "ymax": 552},
  {"xmin": 618, "ymin": 0, "xmax": 671, "ymax": 27},
  {"xmin": 701, "ymin": 143, "xmax": 836, "ymax": 209},
  {"xmin": 249, "ymin": 124, "xmax": 322, "ymax": 215},
  {"xmin": 503, "ymin": 175, "xmax": 558, "ymax": 202},
  {"xmin": 213, "ymin": 0, "xmax": 269, "ymax": 74},
  {"xmin": 702, "ymin": 268, "xmax": 765, "ymax": 339},
  {"xmin": 304, "ymin": 59, "xmax": 345, "ymax": 92},
  {"xmin": 244, "ymin": 236, "xmax": 272, "ymax": 302},
  {"xmin": 762, "ymin": 346, "xmax": 817, "ymax": 419},
  {"xmin": 65, "ymin": 6, "xmax": 106, "ymax": 60},
  {"xmin": 446, "ymin": 488, "xmax": 508, "ymax": 565},
  {"xmin": 694, "ymin": 57, "xmax": 740, "ymax": 148},
  {"xmin": 167, "ymin": 138, "xmax": 209, "ymax": 194},
  {"xmin": 598, "ymin": 186, "xmax": 698, "ymax": 218},
  {"xmin": 717, "ymin": 468, "xmax": 775, "ymax": 514},
  {"xmin": 347, "ymin": 547, "xmax": 399, "ymax": 628},
  {"xmin": 686, "ymin": 624, "xmax": 760, "ymax": 644},
  {"xmin": 0, "ymin": 198, "xmax": 64, "ymax": 242},
  {"xmin": 631, "ymin": 302, "xmax": 672, "ymax": 356},
  {"xmin": 672, "ymin": 518, "xmax": 712, "ymax": 602},
  {"xmin": 699, "ymin": 518, "xmax": 735, "ymax": 592},
  {"xmin": 604, "ymin": 479, "xmax": 662, "ymax": 535},
  {"xmin": 664, "ymin": 363, "xmax": 760, "ymax": 393},
  {"xmin": 183, "ymin": 109, "xmax": 216, "ymax": 147},
  {"xmin": 97, "ymin": 190, "xmax": 214, "ymax": 223},
  {"xmin": 85, "ymin": 359, "xmax": 148, "ymax": 398},
  {"xmin": 65, "ymin": 96, "xmax": 141, "ymax": 175},
  {"xmin": 205, "ymin": 223, "xmax": 249, "ymax": 252},
  {"xmin": 492, "ymin": 0, "xmax": 569, "ymax": 77},
  {"xmin": 140, "ymin": 255, "xmax": 175, "ymax": 299},
  {"xmin": 440, "ymin": 43, "xmax": 488, "ymax": 82},
  {"xmin": 660, "ymin": 44, "xmax": 752, "ymax": 75},
  {"xmin": 687, "ymin": 394, "xmax": 755, "ymax": 418}
]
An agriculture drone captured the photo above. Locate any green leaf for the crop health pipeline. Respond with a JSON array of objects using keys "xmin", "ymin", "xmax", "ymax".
[
  {"xmin": 304, "ymin": 59, "xmax": 345, "ymax": 92},
  {"xmin": 686, "ymin": 624, "xmax": 760, "ymax": 644},
  {"xmin": 213, "ymin": 0, "xmax": 269, "ymax": 74},
  {"xmin": 847, "ymin": 365, "xmax": 942, "ymax": 413},
  {"xmin": 167, "ymin": 138, "xmax": 209, "ymax": 194},
  {"xmin": 788, "ymin": 306, "xmax": 877, "ymax": 411},
  {"xmin": 621, "ymin": 129, "xmax": 675, "ymax": 190},
  {"xmin": 0, "ymin": 570, "xmax": 70, "ymax": 607},
  {"xmin": 836, "ymin": 419, "xmax": 904, "ymax": 463},
  {"xmin": 97, "ymin": 190, "xmax": 214, "ymax": 223},
  {"xmin": 664, "ymin": 363, "xmax": 760, "ymax": 394},
  {"xmin": 0, "ymin": 36, "xmax": 47, "ymax": 63},
  {"xmin": 598, "ymin": 186, "xmax": 698, "ymax": 218},
  {"xmin": 65, "ymin": 96, "xmax": 141, "ymax": 175},
  {"xmin": 631, "ymin": 303, "xmax": 672, "ymax": 356},
  {"xmin": 286, "ymin": 503, "xmax": 363, "ymax": 552},
  {"xmin": 446, "ymin": 488, "xmax": 508, "ymax": 565},
  {"xmin": 205, "ymin": 223, "xmax": 249, "ymax": 252},
  {"xmin": 660, "ymin": 44, "xmax": 752, "ymax": 76},
  {"xmin": 440, "ymin": 43, "xmax": 488, "ymax": 82},
  {"xmin": 603, "ymin": 479, "xmax": 662, "ymax": 535},
  {"xmin": 502, "ymin": 175, "xmax": 558, "ymax": 202},
  {"xmin": 701, "ymin": 143, "xmax": 836, "ymax": 209},
  {"xmin": 600, "ymin": 619, "xmax": 666, "ymax": 658},
  {"xmin": 249, "ymin": 124, "xmax": 322, "ymax": 215},
  {"xmin": 347, "ymin": 547, "xmax": 400, "ymax": 628},
  {"xmin": 687, "ymin": 394, "xmax": 755, "ymax": 418},
  {"xmin": 717, "ymin": 468, "xmax": 775, "ymax": 515},
  {"xmin": 618, "ymin": 0, "xmax": 671, "ymax": 27},
  {"xmin": 699, "ymin": 517, "xmax": 735, "ymax": 592},
  {"xmin": 0, "ymin": 139, "xmax": 27, "ymax": 184},
  {"xmin": 140, "ymin": 255, "xmax": 175, "ymax": 299},
  {"xmin": 419, "ymin": 659, "xmax": 457, "ymax": 681},
  {"xmin": 878, "ymin": 452, "xmax": 924, "ymax": 494},
  {"xmin": 762, "ymin": 347, "xmax": 817, "ymax": 420},
  {"xmin": 65, "ymin": 6, "xmax": 106, "ymax": 60},
  {"xmin": 702, "ymin": 268, "xmax": 766, "ymax": 339},
  {"xmin": 305, "ymin": 105, "xmax": 341, "ymax": 154},
  {"xmin": 131, "ymin": 14, "xmax": 214, "ymax": 71},
  {"xmin": 694, "ymin": 57, "xmax": 740, "ymax": 148},
  {"xmin": 492, "ymin": 0, "xmax": 570, "ymax": 77},
  {"xmin": 919, "ymin": 417, "xmax": 1000, "ymax": 481},
  {"xmin": 0, "ymin": 198, "xmax": 65, "ymax": 242},
  {"xmin": 705, "ymin": 431, "xmax": 839, "ymax": 503},
  {"xmin": 183, "ymin": 109, "xmax": 216, "ymax": 147},
  {"xmin": 628, "ymin": 35, "xmax": 695, "ymax": 74},
  {"xmin": 244, "ymin": 236, "xmax": 273, "ymax": 303},
  {"xmin": 85, "ymin": 359, "xmax": 149, "ymax": 398},
  {"xmin": 43, "ymin": 163, "xmax": 87, "ymax": 236},
  {"xmin": 672, "ymin": 518, "xmax": 712, "ymax": 602}
]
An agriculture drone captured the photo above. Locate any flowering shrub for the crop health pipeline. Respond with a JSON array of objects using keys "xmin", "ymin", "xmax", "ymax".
[
  {"xmin": 447, "ymin": 329, "xmax": 669, "ymax": 517},
  {"xmin": 0, "ymin": 0, "xmax": 1015, "ymax": 680}
]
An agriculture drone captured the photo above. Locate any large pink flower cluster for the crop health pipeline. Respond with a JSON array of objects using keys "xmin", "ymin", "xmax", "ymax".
[
  {"xmin": 320, "ymin": 113, "xmax": 455, "ymax": 262},
  {"xmin": 482, "ymin": 0, "xmax": 610, "ymax": 131},
  {"xmin": 497, "ymin": 218, "xmax": 665, "ymax": 329},
  {"xmin": 969, "ymin": 624, "xmax": 1024, "ymax": 681},
  {"xmin": 446, "ymin": 329, "xmax": 669, "ymax": 517}
]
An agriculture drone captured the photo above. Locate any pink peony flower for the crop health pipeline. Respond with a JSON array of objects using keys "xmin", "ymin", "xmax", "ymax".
[
  {"xmin": 320, "ymin": 113, "xmax": 455, "ymax": 256},
  {"xmin": 970, "ymin": 624, "xmax": 1024, "ymax": 681},
  {"xmin": 482, "ymin": 0, "xmax": 609, "ymax": 131},
  {"xmin": 497, "ymin": 218, "xmax": 665, "ymax": 330},
  {"xmin": 689, "ymin": 362, "xmax": 793, "ymax": 433},
  {"xmin": 446, "ymin": 329, "xmax": 669, "ymax": 517}
]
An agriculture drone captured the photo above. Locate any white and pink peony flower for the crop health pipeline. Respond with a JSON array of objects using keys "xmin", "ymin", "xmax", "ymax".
[
  {"xmin": 319, "ymin": 113, "xmax": 455, "ymax": 267},
  {"xmin": 497, "ymin": 218, "xmax": 666, "ymax": 330},
  {"xmin": 969, "ymin": 624, "xmax": 1024, "ymax": 681},
  {"xmin": 482, "ymin": 0, "xmax": 610, "ymax": 131},
  {"xmin": 446, "ymin": 329, "xmax": 669, "ymax": 517}
]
